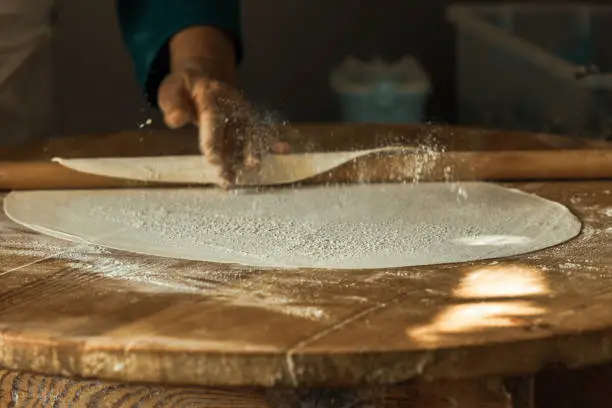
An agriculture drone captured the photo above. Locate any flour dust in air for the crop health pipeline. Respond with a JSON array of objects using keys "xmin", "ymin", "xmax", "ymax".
[{"xmin": 3, "ymin": 182, "xmax": 581, "ymax": 269}]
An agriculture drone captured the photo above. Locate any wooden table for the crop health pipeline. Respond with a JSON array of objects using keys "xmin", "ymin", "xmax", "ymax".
[{"xmin": 1, "ymin": 124, "xmax": 612, "ymax": 407}]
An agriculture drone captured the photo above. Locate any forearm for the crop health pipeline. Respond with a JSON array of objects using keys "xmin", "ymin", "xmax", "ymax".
[{"xmin": 115, "ymin": 0, "xmax": 242, "ymax": 105}]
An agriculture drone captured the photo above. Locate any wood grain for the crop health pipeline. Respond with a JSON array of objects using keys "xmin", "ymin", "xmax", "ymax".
[
  {"xmin": 0, "ymin": 367, "xmax": 513, "ymax": 408},
  {"xmin": 0, "ymin": 368, "xmax": 270, "ymax": 407},
  {"xmin": 0, "ymin": 124, "xmax": 612, "ymax": 389}
]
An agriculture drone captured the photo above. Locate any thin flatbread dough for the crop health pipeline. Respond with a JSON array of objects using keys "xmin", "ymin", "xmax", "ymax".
[
  {"xmin": 4, "ymin": 183, "xmax": 581, "ymax": 269},
  {"xmin": 52, "ymin": 147, "xmax": 412, "ymax": 186}
]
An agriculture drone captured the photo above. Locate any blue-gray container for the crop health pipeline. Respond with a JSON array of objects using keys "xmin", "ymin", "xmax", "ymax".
[{"xmin": 330, "ymin": 57, "xmax": 431, "ymax": 124}]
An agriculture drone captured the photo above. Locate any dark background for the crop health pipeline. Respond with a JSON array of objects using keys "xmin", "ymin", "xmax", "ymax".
[
  {"xmin": 239, "ymin": 1, "xmax": 456, "ymax": 124},
  {"xmin": 52, "ymin": 0, "xmax": 607, "ymax": 136}
]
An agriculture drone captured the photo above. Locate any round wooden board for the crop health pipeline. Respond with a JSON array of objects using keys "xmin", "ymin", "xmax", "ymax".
[{"xmin": 1, "ymin": 124, "xmax": 612, "ymax": 388}]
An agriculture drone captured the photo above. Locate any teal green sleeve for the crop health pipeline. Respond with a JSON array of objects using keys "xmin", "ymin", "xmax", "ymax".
[{"xmin": 116, "ymin": 0, "xmax": 242, "ymax": 107}]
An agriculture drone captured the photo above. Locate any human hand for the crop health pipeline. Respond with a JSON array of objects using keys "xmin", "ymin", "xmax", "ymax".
[{"xmin": 157, "ymin": 27, "xmax": 289, "ymax": 187}]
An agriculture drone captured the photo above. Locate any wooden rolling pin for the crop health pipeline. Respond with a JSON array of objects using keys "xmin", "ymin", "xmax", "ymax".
[{"xmin": 1, "ymin": 149, "xmax": 612, "ymax": 190}]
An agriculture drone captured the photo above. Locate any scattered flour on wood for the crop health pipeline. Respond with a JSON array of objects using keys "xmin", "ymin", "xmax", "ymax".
[
  {"xmin": 559, "ymin": 262, "xmax": 582, "ymax": 269},
  {"xmin": 0, "ymin": 230, "xmax": 330, "ymax": 321}
]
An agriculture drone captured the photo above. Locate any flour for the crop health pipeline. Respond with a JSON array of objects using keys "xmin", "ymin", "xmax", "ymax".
[
  {"xmin": 411, "ymin": 130, "xmax": 445, "ymax": 184},
  {"xmin": 0, "ymin": 228, "xmax": 330, "ymax": 321},
  {"xmin": 137, "ymin": 118, "xmax": 152, "ymax": 129},
  {"xmin": 4, "ymin": 182, "xmax": 582, "ymax": 270},
  {"xmin": 409, "ymin": 129, "xmax": 467, "ymax": 200},
  {"xmin": 559, "ymin": 262, "xmax": 582, "ymax": 269},
  {"xmin": 570, "ymin": 195, "xmax": 582, "ymax": 205}
]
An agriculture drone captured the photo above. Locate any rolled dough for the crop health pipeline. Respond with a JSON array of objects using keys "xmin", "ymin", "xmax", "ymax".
[
  {"xmin": 4, "ymin": 183, "xmax": 581, "ymax": 269},
  {"xmin": 52, "ymin": 147, "xmax": 411, "ymax": 186}
]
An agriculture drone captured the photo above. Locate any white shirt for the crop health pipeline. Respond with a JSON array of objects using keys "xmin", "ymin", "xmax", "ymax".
[{"xmin": 0, "ymin": 0, "xmax": 55, "ymax": 146}]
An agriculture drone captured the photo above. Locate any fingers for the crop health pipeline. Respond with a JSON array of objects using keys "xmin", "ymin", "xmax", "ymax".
[
  {"xmin": 195, "ymin": 89, "xmax": 227, "ymax": 186},
  {"xmin": 241, "ymin": 121, "xmax": 293, "ymax": 170},
  {"xmin": 193, "ymin": 80, "xmax": 242, "ymax": 187},
  {"xmin": 160, "ymin": 71, "xmax": 293, "ymax": 188},
  {"xmin": 158, "ymin": 73, "xmax": 196, "ymax": 128},
  {"xmin": 243, "ymin": 136, "xmax": 261, "ymax": 170},
  {"xmin": 197, "ymin": 107, "xmax": 222, "ymax": 166},
  {"xmin": 271, "ymin": 141, "xmax": 292, "ymax": 154},
  {"xmin": 241, "ymin": 121, "xmax": 262, "ymax": 170}
]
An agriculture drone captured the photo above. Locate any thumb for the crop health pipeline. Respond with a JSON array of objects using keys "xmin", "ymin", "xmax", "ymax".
[{"xmin": 157, "ymin": 74, "xmax": 196, "ymax": 128}]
